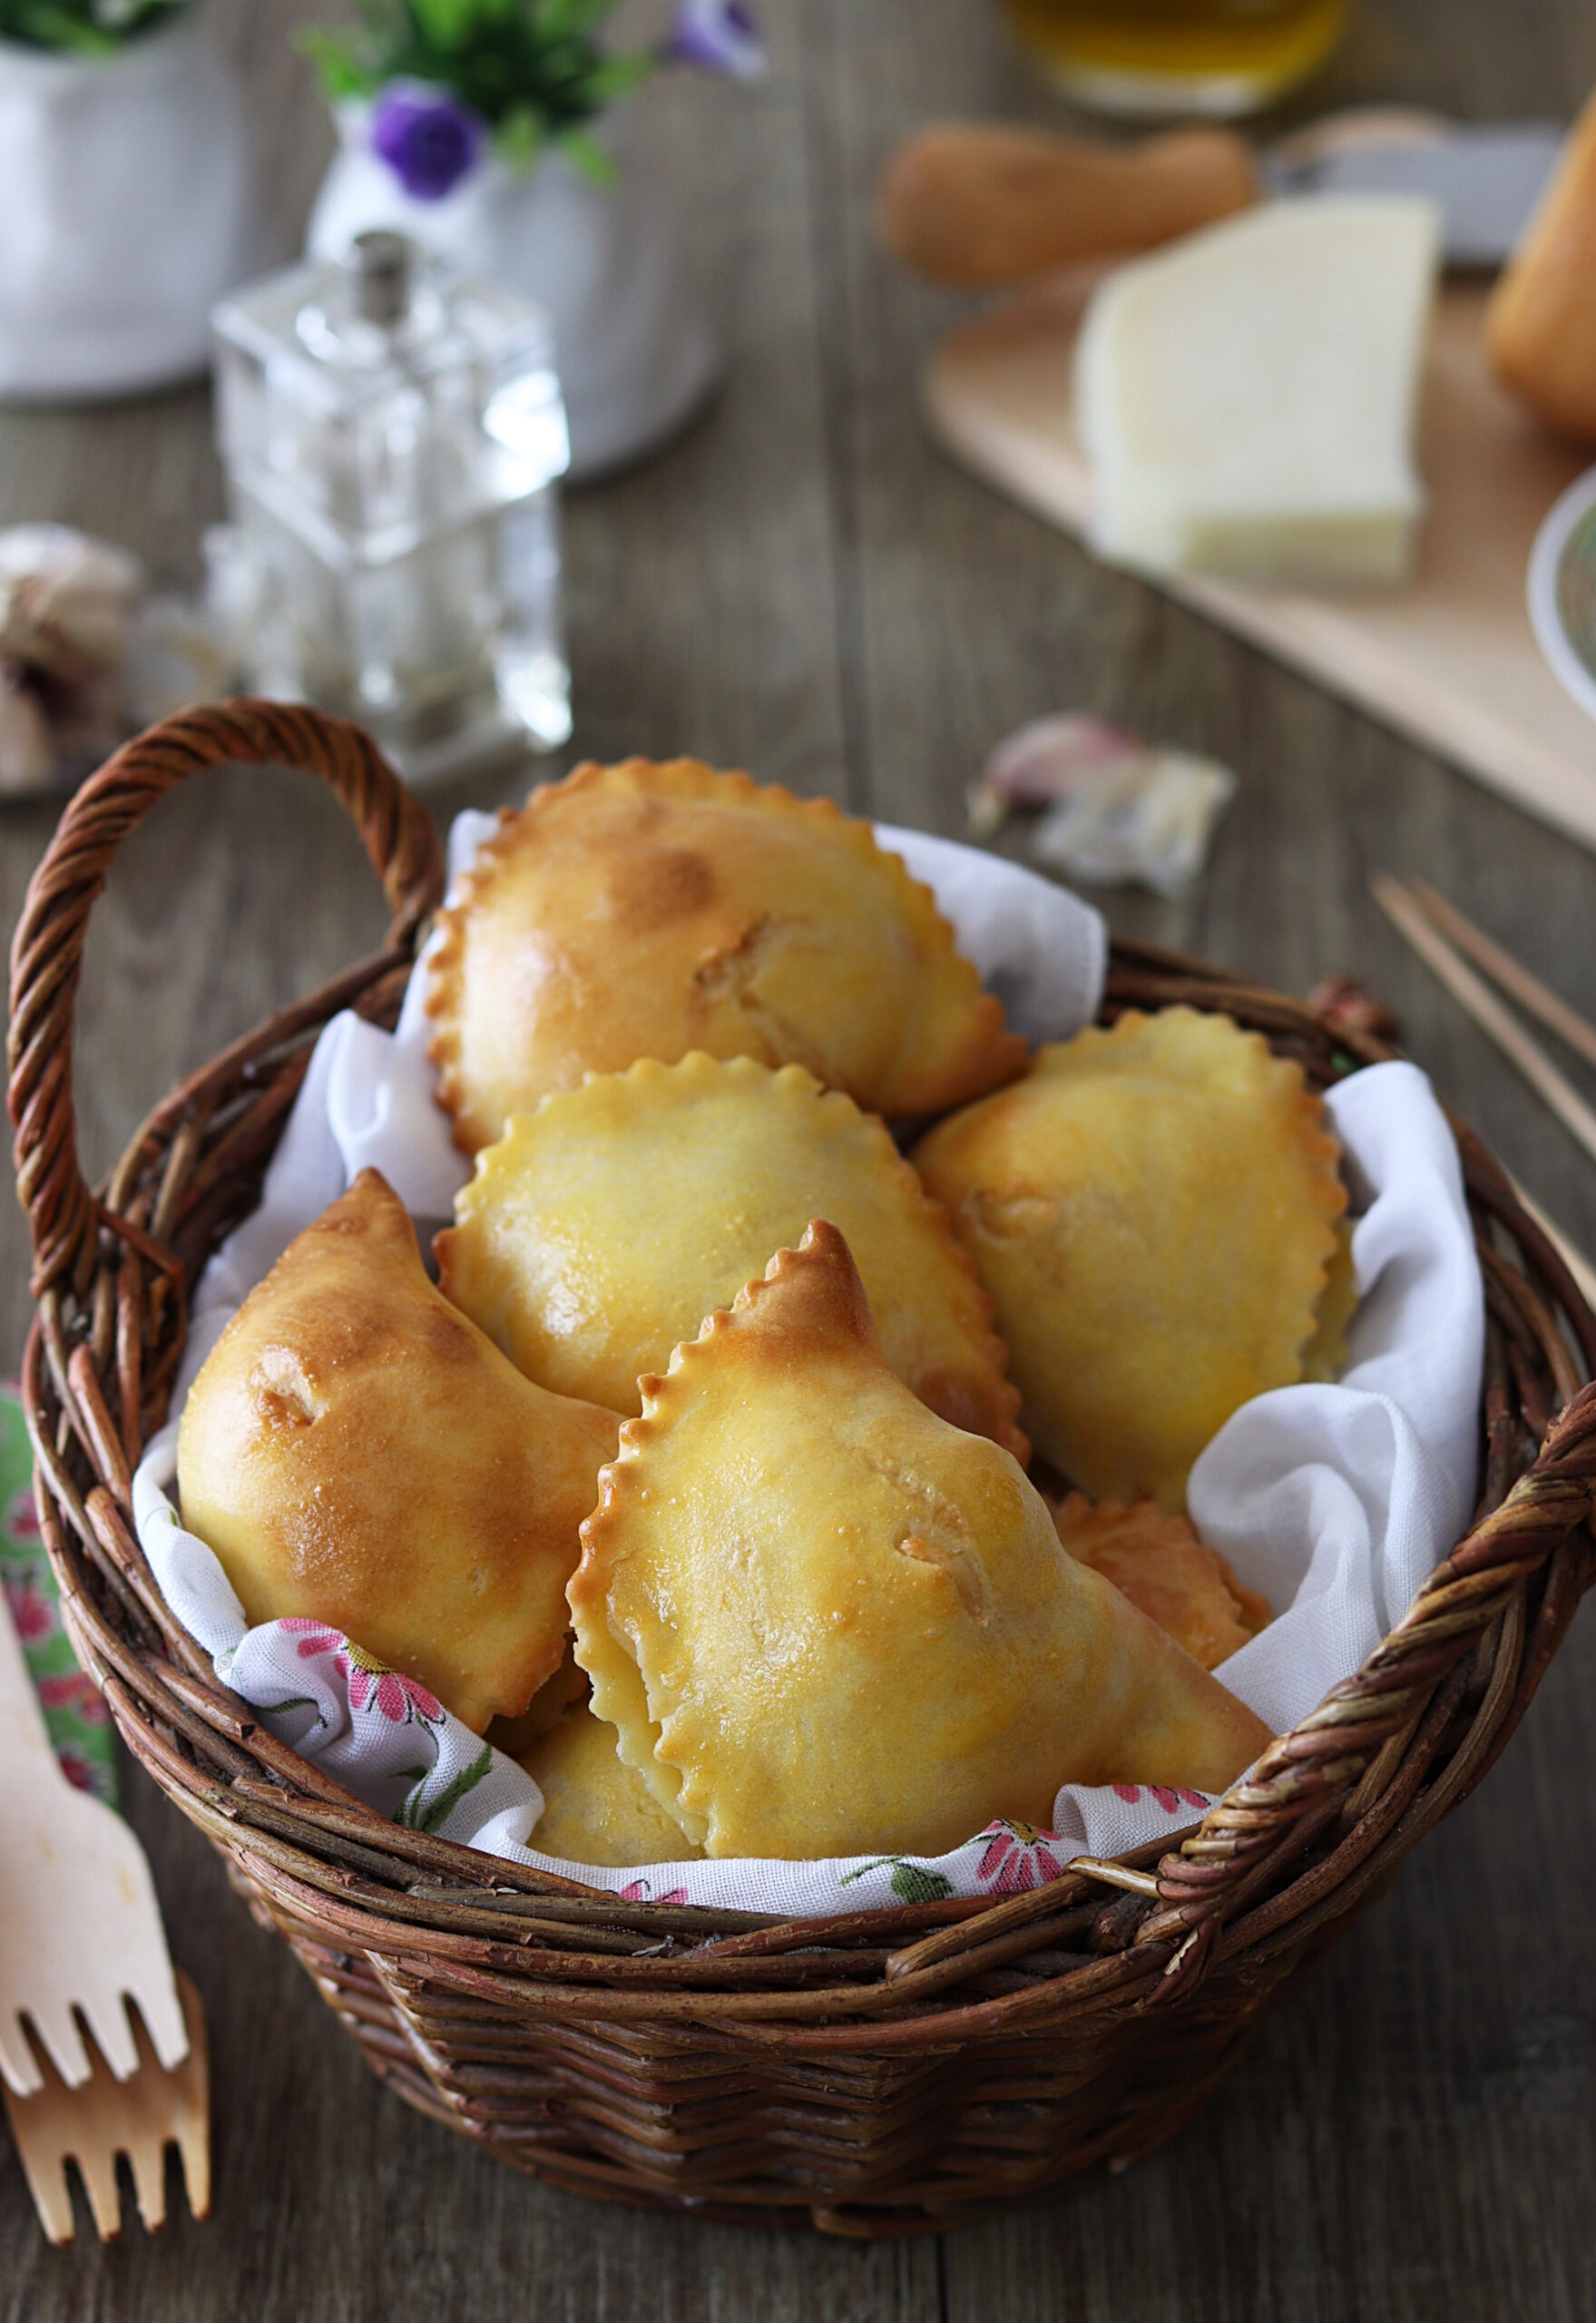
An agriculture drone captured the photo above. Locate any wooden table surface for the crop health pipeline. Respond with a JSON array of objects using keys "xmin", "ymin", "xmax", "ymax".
[{"xmin": 5, "ymin": 2, "xmax": 1596, "ymax": 2315}]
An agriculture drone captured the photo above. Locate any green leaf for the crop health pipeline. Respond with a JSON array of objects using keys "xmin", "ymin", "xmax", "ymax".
[
  {"xmin": 584, "ymin": 48, "xmax": 652, "ymax": 103},
  {"xmin": 492, "ymin": 102, "xmax": 544, "ymax": 169},
  {"xmin": 295, "ymin": 26, "xmax": 377, "ymax": 99},
  {"xmin": 558, "ymin": 123, "xmax": 615, "ymax": 184},
  {"xmin": 408, "ymin": 1742, "xmax": 494, "ymax": 1836},
  {"xmin": 0, "ymin": 0, "xmax": 185, "ymax": 46},
  {"xmin": 4, "ymin": 4, "xmax": 113, "ymax": 48},
  {"xmin": 289, "ymin": 0, "xmax": 646, "ymax": 132},
  {"xmin": 408, "ymin": 0, "xmax": 475, "ymax": 52},
  {"xmin": 259, "ymin": 1694, "xmax": 325, "ymax": 1726},
  {"xmin": 838, "ymin": 1855, "xmax": 955, "ymax": 1903},
  {"xmin": 890, "ymin": 1862, "xmax": 955, "ymax": 1904},
  {"xmin": 534, "ymin": 0, "xmax": 614, "ymax": 36}
]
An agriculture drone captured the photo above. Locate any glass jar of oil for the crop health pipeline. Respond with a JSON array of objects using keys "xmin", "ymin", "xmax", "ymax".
[{"xmin": 1001, "ymin": 0, "xmax": 1347, "ymax": 117}]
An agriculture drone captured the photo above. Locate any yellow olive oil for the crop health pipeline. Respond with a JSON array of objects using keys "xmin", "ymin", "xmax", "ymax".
[{"xmin": 1001, "ymin": 0, "xmax": 1347, "ymax": 116}]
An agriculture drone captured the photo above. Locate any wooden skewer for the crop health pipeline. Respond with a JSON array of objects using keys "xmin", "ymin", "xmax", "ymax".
[
  {"xmin": 1370, "ymin": 872, "xmax": 1596, "ymax": 1305},
  {"xmin": 1506, "ymin": 1172, "xmax": 1596, "ymax": 1316},
  {"xmin": 1370, "ymin": 872, "xmax": 1596, "ymax": 1173},
  {"xmin": 1407, "ymin": 878, "xmax": 1596, "ymax": 1078}
]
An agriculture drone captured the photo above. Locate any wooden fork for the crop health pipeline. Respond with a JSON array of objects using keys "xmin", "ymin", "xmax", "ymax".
[
  {"xmin": 0, "ymin": 1586, "xmax": 210, "ymax": 2239},
  {"xmin": 4, "ymin": 1971, "xmax": 210, "ymax": 2240}
]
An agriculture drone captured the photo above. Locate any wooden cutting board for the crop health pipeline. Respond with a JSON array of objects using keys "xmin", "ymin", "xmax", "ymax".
[{"xmin": 925, "ymin": 278, "xmax": 1596, "ymax": 851}]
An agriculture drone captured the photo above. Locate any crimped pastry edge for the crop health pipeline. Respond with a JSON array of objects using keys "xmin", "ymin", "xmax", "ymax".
[
  {"xmin": 421, "ymin": 756, "xmax": 1029, "ymax": 1152},
  {"xmin": 567, "ymin": 1221, "xmax": 877, "ymax": 1852},
  {"xmin": 914, "ymin": 1006, "xmax": 1349, "ymax": 1504},
  {"xmin": 438, "ymin": 1048, "xmax": 1029, "ymax": 1462}
]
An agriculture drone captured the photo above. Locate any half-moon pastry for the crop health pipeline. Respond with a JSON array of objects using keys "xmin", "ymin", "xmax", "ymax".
[
  {"xmin": 569, "ymin": 1220, "xmax": 1271, "ymax": 1859},
  {"xmin": 1048, "ymin": 1493, "xmax": 1271, "ymax": 1671},
  {"xmin": 485, "ymin": 1639, "xmax": 591, "ymax": 1760},
  {"xmin": 520, "ymin": 1704, "xmax": 705, "ymax": 1867},
  {"xmin": 437, "ymin": 1052, "xmax": 1025, "ymax": 1453},
  {"xmin": 176, "ymin": 1170, "xmax": 621, "ymax": 1734},
  {"xmin": 1301, "ymin": 1217, "xmax": 1357, "ymax": 1384},
  {"xmin": 424, "ymin": 756, "xmax": 1028, "ymax": 1152},
  {"xmin": 914, "ymin": 1008, "xmax": 1347, "ymax": 1510}
]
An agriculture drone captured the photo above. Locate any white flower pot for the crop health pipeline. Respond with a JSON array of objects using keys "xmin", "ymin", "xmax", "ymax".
[
  {"xmin": 0, "ymin": 10, "xmax": 257, "ymax": 401},
  {"xmin": 307, "ymin": 102, "xmax": 720, "ymax": 482}
]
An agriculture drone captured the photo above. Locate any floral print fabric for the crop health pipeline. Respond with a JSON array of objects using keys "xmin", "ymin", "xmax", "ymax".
[{"xmin": 0, "ymin": 1385, "xmax": 118, "ymax": 1807}]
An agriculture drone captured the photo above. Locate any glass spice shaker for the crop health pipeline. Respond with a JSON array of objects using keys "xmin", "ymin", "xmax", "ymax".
[{"xmin": 210, "ymin": 231, "xmax": 572, "ymax": 783}]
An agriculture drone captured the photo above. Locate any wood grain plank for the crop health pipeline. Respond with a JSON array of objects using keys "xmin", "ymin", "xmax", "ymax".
[
  {"xmin": 560, "ymin": 25, "xmax": 853, "ymax": 799},
  {"xmin": 6, "ymin": 0, "xmax": 1596, "ymax": 2313}
]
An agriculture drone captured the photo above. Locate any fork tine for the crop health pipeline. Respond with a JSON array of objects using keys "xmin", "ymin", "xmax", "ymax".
[
  {"xmin": 123, "ymin": 1975, "xmax": 210, "ymax": 2223},
  {"xmin": 125, "ymin": 2131, "xmax": 170, "ymax": 2232},
  {"xmin": 0, "ymin": 2007, "xmax": 44, "ymax": 2098},
  {"xmin": 73, "ymin": 2137, "xmax": 124, "ymax": 2240},
  {"xmin": 22, "ymin": 2001, "xmax": 92, "ymax": 2091},
  {"xmin": 129, "ymin": 1974, "xmax": 188, "ymax": 2078},
  {"xmin": 5, "ymin": 2119, "xmax": 76, "ymax": 2244},
  {"xmin": 81, "ymin": 1992, "xmax": 140, "ymax": 2084},
  {"xmin": 174, "ymin": 2109, "xmax": 211, "ymax": 2222}
]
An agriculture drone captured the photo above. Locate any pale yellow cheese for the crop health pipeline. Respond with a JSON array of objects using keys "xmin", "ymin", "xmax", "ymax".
[{"xmin": 1075, "ymin": 196, "xmax": 1442, "ymax": 587}]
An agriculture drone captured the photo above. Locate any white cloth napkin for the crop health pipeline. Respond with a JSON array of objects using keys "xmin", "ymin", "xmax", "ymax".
[{"xmin": 132, "ymin": 816, "xmax": 1483, "ymax": 1916}]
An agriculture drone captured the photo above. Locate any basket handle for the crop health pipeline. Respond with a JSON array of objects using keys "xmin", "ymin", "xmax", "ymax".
[{"xmin": 6, "ymin": 699, "xmax": 446, "ymax": 1299}]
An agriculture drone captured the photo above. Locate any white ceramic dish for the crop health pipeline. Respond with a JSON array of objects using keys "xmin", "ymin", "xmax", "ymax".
[{"xmin": 1528, "ymin": 463, "xmax": 1596, "ymax": 729}]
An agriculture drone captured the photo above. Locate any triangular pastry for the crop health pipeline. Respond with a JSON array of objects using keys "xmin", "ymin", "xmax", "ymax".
[
  {"xmin": 424, "ymin": 757, "xmax": 1028, "ymax": 1152},
  {"xmin": 914, "ymin": 1008, "xmax": 1347, "ymax": 1510},
  {"xmin": 176, "ymin": 1171, "xmax": 621, "ymax": 1733},
  {"xmin": 437, "ymin": 1053, "xmax": 1025, "ymax": 1455},
  {"xmin": 569, "ymin": 1221, "xmax": 1271, "ymax": 1859}
]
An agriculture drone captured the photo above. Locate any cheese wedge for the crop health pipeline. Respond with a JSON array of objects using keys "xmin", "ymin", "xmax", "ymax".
[{"xmin": 1075, "ymin": 197, "xmax": 1441, "ymax": 587}]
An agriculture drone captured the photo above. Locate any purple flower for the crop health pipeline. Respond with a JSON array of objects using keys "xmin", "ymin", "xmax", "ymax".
[
  {"xmin": 665, "ymin": 0, "xmax": 765, "ymax": 81},
  {"xmin": 371, "ymin": 85, "xmax": 485, "ymax": 202}
]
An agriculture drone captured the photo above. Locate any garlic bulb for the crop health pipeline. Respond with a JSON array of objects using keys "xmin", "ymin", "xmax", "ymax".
[
  {"xmin": 970, "ymin": 714, "xmax": 1237, "ymax": 897},
  {"xmin": 0, "ymin": 526, "xmax": 144, "ymax": 798}
]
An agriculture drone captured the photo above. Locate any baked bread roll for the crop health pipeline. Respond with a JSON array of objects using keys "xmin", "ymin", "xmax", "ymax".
[
  {"xmin": 1486, "ymin": 91, "xmax": 1596, "ymax": 441},
  {"xmin": 437, "ymin": 1052, "xmax": 1024, "ymax": 1453},
  {"xmin": 914, "ymin": 1008, "xmax": 1346, "ymax": 1510},
  {"xmin": 176, "ymin": 1170, "xmax": 620, "ymax": 1733},
  {"xmin": 424, "ymin": 757, "xmax": 1028, "ymax": 1152},
  {"xmin": 569, "ymin": 1221, "xmax": 1271, "ymax": 1859}
]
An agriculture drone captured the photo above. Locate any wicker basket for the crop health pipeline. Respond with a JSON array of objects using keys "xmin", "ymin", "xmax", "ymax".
[{"xmin": 10, "ymin": 701, "xmax": 1596, "ymax": 2239}]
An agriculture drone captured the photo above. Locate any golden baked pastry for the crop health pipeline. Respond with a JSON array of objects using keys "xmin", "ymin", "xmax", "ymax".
[
  {"xmin": 176, "ymin": 1170, "xmax": 621, "ymax": 1734},
  {"xmin": 1301, "ymin": 1217, "xmax": 1356, "ymax": 1384},
  {"xmin": 520, "ymin": 1704, "xmax": 705, "ymax": 1867},
  {"xmin": 913, "ymin": 1008, "xmax": 1347, "ymax": 1510},
  {"xmin": 437, "ymin": 1052, "xmax": 1025, "ymax": 1453},
  {"xmin": 485, "ymin": 1640, "xmax": 590, "ymax": 1760},
  {"xmin": 424, "ymin": 756, "xmax": 1028, "ymax": 1152},
  {"xmin": 1048, "ymin": 1493, "xmax": 1271, "ymax": 1671},
  {"xmin": 569, "ymin": 1221, "xmax": 1272, "ymax": 1859}
]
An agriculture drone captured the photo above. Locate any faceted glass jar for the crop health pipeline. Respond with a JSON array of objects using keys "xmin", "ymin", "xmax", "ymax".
[{"xmin": 211, "ymin": 240, "xmax": 572, "ymax": 782}]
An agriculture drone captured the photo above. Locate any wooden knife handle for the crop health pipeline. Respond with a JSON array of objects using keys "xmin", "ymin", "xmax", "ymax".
[{"xmin": 876, "ymin": 122, "xmax": 1260, "ymax": 286}]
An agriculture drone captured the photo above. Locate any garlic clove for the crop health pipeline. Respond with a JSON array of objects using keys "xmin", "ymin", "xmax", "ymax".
[{"xmin": 0, "ymin": 679, "xmax": 60, "ymax": 799}]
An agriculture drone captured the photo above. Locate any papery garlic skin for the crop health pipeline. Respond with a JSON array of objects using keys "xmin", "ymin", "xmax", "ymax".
[
  {"xmin": 0, "ymin": 525, "xmax": 146, "ymax": 798},
  {"xmin": 970, "ymin": 711, "xmax": 1237, "ymax": 896}
]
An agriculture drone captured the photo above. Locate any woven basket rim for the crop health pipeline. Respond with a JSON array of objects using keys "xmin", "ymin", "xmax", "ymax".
[{"xmin": 10, "ymin": 700, "xmax": 1596, "ymax": 2053}]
